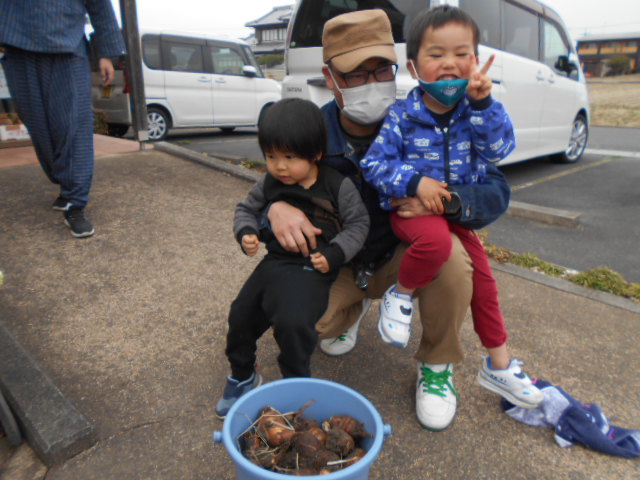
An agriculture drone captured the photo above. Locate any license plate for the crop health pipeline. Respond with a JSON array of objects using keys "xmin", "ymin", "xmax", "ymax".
[{"xmin": 101, "ymin": 86, "xmax": 112, "ymax": 98}]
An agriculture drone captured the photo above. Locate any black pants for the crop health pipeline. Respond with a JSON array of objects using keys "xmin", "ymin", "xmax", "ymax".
[{"xmin": 225, "ymin": 254, "xmax": 337, "ymax": 379}]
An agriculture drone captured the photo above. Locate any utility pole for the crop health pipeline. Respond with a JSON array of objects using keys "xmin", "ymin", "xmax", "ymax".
[{"xmin": 119, "ymin": 0, "xmax": 148, "ymax": 144}]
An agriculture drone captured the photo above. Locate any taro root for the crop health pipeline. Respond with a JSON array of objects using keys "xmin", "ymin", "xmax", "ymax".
[
  {"xmin": 344, "ymin": 447, "xmax": 366, "ymax": 467},
  {"xmin": 292, "ymin": 468, "xmax": 319, "ymax": 476},
  {"xmin": 291, "ymin": 430, "xmax": 323, "ymax": 457},
  {"xmin": 310, "ymin": 448, "xmax": 340, "ymax": 471},
  {"xmin": 307, "ymin": 426, "xmax": 327, "ymax": 446},
  {"xmin": 263, "ymin": 420, "xmax": 296, "ymax": 446},
  {"xmin": 325, "ymin": 426, "xmax": 355, "ymax": 457},
  {"xmin": 327, "ymin": 415, "xmax": 369, "ymax": 438}
]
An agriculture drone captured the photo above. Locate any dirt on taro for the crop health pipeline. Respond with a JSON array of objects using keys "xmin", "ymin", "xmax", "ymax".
[{"xmin": 587, "ymin": 73, "xmax": 640, "ymax": 127}]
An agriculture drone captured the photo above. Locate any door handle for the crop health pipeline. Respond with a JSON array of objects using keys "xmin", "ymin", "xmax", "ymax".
[
  {"xmin": 215, "ymin": 78, "xmax": 227, "ymax": 84},
  {"xmin": 548, "ymin": 74, "xmax": 556, "ymax": 84},
  {"xmin": 536, "ymin": 72, "xmax": 545, "ymax": 81},
  {"xmin": 197, "ymin": 76, "xmax": 211, "ymax": 83}
]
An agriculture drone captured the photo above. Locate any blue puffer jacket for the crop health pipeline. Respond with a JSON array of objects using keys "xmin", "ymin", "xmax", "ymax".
[{"xmin": 361, "ymin": 86, "xmax": 516, "ymax": 211}]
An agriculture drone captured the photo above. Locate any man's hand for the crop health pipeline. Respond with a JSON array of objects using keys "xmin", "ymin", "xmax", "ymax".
[
  {"xmin": 267, "ymin": 201, "xmax": 322, "ymax": 257},
  {"xmin": 416, "ymin": 177, "xmax": 451, "ymax": 215},
  {"xmin": 466, "ymin": 54, "xmax": 495, "ymax": 101},
  {"xmin": 99, "ymin": 58, "xmax": 115, "ymax": 86},
  {"xmin": 390, "ymin": 196, "xmax": 436, "ymax": 218},
  {"xmin": 310, "ymin": 252, "xmax": 329, "ymax": 273},
  {"xmin": 242, "ymin": 234, "xmax": 260, "ymax": 256}
]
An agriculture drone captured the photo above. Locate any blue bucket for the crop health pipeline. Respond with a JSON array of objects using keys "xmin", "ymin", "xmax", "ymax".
[{"xmin": 213, "ymin": 378, "xmax": 392, "ymax": 480}]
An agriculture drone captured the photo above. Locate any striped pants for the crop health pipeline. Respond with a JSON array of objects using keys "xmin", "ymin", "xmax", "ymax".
[{"xmin": 2, "ymin": 47, "xmax": 94, "ymax": 208}]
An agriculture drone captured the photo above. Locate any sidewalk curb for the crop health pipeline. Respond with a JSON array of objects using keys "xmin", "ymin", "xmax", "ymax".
[
  {"xmin": 0, "ymin": 321, "xmax": 96, "ymax": 466},
  {"xmin": 507, "ymin": 200, "xmax": 581, "ymax": 228},
  {"xmin": 159, "ymin": 141, "xmax": 639, "ymax": 315},
  {"xmin": 492, "ymin": 262, "xmax": 640, "ymax": 314}
]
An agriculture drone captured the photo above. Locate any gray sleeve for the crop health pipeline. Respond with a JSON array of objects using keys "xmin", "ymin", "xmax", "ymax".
[
  {"xmin": 233, "ymin": 176, "xmax": 267, "ymax": 241},
  {"xmin": 331, "ymin": 178, "xmax": 370, "ymax": 263}
]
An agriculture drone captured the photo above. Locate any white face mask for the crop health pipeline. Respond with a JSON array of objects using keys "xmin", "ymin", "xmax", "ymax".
[{"xmin": 329, "ymin": 69, "xmax": 397, "ymax": 125}]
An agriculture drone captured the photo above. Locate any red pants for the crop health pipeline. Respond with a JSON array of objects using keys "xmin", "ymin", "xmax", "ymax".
[{"xmin": 390, "ymin": 212, "xmax": 507, "ymax": 348}]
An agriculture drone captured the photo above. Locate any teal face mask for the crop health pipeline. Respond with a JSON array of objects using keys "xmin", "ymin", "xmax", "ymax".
[{"xmin": 417, "ymin": 77, "xmax": 469, "ymax": 107}]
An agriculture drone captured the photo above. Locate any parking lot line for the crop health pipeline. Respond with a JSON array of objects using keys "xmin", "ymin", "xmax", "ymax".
[
  {"xmin": 585, "ymin": 148, "xmax": 640, "ymax": 159},
  {"xmin": 511, "ymin": 157, "xmax": 617, "ymax": 192}
]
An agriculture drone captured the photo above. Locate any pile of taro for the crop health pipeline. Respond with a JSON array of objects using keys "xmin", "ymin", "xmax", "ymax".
[{"xmin": 238, "ymin": 404, "xmax": 371, "ymax": 476}]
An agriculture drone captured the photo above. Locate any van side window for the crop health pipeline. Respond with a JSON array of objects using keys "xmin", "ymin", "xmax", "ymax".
[
  {"xmin": 459, "ymin": 0, "xmax": 500, "ymax": 49},
  {"xmin": 210, "ymin": 46, "xmax": 245, "ymax": 76},
  {"xmin": 504, "ymin": 1, "xmax": 539, "ymax": 61},
  {"xmin": 543, "ymin": 20, "xmax": 576, "ymax": 79},
  {"xmin": 290, "ymin": 0, "xmax": 405, "ymax": 47},
  {"xmin": 242, "ymin": 46, "xmax": 265, "ymax": 78},
  {"xmin": 142, "ymin": 35, "xmax": 162, "ymax": 70},
  {"xmin": 166, "ymin": 43, "xmax": 205, "ymax": 73}
]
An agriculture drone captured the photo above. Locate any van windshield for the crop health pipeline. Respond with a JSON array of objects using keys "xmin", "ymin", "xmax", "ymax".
[{"xmin": 290, "ymin": 0, "xmax": 417, "ymax": 48}]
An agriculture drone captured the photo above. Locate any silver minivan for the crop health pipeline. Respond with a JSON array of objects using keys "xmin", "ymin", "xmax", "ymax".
[
  {"xmin": 92, "ymin": 29, "xmax": 282, "ymax": 141},
  {"xmin": 283, "ymin": 0, "xmax": 589, "ymax": 164}
]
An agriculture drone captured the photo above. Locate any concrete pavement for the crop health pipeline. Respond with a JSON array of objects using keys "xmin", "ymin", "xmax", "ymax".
[{"xmin": 0, "ymin": 137, "xmax": 638, "ymax": 479}]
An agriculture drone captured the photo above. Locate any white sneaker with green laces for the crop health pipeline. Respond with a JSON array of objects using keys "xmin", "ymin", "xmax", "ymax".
[
  {"xmin": 416, "ymin": 362, "xmax": 458, "ymax": 431},
  {"xmin": 320, "ymin": 298, "xmax": 373, "ymax": 356}
]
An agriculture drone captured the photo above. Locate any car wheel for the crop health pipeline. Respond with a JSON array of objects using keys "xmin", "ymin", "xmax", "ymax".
[
  {"xmin": 220, "ymin": 127, "xmax": 235, "ymax": 134},
  {"xmin": 146, "ymin": 107, "xmax": 170, "ymax": 141},
  {"xmin": 552, "ymin": 114, "xmax": 588, "ymax": 164},
  {"xmin": 107, "ymin": 123, "xmax": 129, "ymax": 137}
]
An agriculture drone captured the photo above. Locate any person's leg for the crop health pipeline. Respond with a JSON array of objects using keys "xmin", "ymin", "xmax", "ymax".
[
  {"xmin": 225, "ymin": 259, "xmax": 271, "ymax": 381},
  {"xmin": 264, "ymin": 261, "xmax": 334, "ymax": 378},
  {"xmin": 2, "ymin": 49, "xmax": 59, "ymax": 184},
  {"xmin": 449, "ymin": 225, "xmax": 544, "ymax": 409},
  {"xmin": 216, "ymin": 258, "xmax": 270, "ymax": 418},
  {"xmin": 390, "ymin": 212, "xmax": 453, "ymax": 291}
]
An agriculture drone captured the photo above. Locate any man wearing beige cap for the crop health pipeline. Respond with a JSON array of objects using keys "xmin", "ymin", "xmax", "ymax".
[{"xmin": 267, "ymin": 9, "xmax": 510, "ymax": 431}]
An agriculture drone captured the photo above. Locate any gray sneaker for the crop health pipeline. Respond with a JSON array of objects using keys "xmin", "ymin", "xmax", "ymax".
[
  {"xmin": 64, "ymin": 208, "xmax": 94, "ymax": 238},
  {"xmin": 215, "ymin": 372, "xmax": 263, "ymax": 419}
]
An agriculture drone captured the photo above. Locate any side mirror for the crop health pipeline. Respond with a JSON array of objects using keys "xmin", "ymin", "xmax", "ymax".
[
  {"xmin": 555, "ymin": 55, "xmax": 577, "ymax": 74},
  {"xmin": 242, "ymin": 65, "xmax": 257, "ymax": 78}
]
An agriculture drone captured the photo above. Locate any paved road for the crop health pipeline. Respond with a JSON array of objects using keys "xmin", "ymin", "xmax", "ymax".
[{"xmin": 163, "ymin": 126, "xmax": 640, "ymax": 282}]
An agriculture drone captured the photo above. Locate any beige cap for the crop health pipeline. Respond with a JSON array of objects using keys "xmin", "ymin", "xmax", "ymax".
[{"xmin": 322, "ymin": 9, "xmax": 397, "ymax": 73}]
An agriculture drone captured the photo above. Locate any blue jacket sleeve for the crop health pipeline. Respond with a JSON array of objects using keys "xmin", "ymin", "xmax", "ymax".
[
  {"xmin": 468, "ymin": 98, "xmax": 516, "ymax": 164},
  {"xmin": 86, "ymin": 0, "xmax": 126, "ymax": 58},
  {"xmin": 360, "ymin": 106, "xmax": 417, "ymax": 202},
  {"xmin": 446, "ymin": 163, "xmax": 511, "ymax": 230}
]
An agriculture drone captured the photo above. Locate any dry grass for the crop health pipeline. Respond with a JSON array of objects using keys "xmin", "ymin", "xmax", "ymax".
[{"xmin": 587, "ymin": 73, "xmax": 640, "ymax": 127}]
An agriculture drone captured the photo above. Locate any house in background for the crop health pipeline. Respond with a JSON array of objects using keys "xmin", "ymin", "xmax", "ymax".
[
  {"xmin": 576, "ymin": 33, "xmax": 640, "ymax": 76},
  {"xmin": 245, "ymin": 5, "xmax": 293, "ymax": 56}
]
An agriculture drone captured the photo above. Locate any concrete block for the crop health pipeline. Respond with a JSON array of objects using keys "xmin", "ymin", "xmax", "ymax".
[
  {"xmin": 507, "ymin": 200, "xmax": 581, "ymax": 228},
  {"xmin": 0, "ymin": 322, "xmax": 96, "ymax": 466}
]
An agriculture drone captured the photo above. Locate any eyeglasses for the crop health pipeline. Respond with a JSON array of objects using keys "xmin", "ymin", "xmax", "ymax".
[{"xmin": 338, "ymin": 64, "xmax": 398, "ymax": 88}]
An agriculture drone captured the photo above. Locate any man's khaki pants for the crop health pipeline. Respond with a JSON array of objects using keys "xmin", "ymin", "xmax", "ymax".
[{"xmin": 316, "ymin": 234, "xmax": 473, "ymax": 364}]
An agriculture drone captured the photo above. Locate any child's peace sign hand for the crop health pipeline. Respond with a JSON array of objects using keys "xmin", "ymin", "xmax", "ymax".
[{"xmin": 466, "ymin": 53, "xmax": 495, "ymax": 101}]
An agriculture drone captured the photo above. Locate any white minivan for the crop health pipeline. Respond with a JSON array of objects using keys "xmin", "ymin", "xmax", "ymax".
[
  {"xmin": 283, "ymin": 0, "xmax": 589, "ymax": 164},
  {"xmin": 92, "ymin": 30, "xmax": 282, "ymax": 141}
]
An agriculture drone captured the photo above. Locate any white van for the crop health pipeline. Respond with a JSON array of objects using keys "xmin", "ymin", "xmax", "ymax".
[
  {"xmin": 283, "ymin": 0, "xmax": 589, "ymax": 164},
  {"xmin": 91, "ymin": 30, "xmax": 282, "ymax": 141}
]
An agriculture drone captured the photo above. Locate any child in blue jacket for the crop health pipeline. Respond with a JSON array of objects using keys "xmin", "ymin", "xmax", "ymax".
[{"xmin": 361, "ymin": 5, "xmax": 543, "ymax": 409}]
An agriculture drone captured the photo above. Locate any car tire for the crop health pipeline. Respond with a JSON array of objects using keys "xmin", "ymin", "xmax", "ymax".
[
  {"xmin": 552, "ymin": 114, "xmax": 588, "ymax": 164},
  {"xmin": 0, "ymin": 390, "xmax": 22, "ymax": 447},
  {"xmin": 220, "ymin": 127, "xmax": 235, "ymax": 134},
  {"xmin": 146, "ymin": 107, "xmax": 170, "ymax": 142},
  {"xmin": 107, "ymin": 123, "xmax": 129, "ymax": 137}
]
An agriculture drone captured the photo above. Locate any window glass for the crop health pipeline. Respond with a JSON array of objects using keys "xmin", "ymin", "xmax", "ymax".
[
  {"xmin": 459, "ymin": 0, "xmax": 500, "ymax": 49},
  {"xmin": 504, "ymin": 1, "xmax": 539, "ymax": 60},
  {"xmin": 142, "ymin": 35, "xmax": 162, "ymax": 70},
  {"xmin": 166, "ymin": 43, "xmax": 204, "ymax": 72},
  {"xmin": 543, "ymin": 20, "xmax": 569, "ymax": 69},
  {"xmin": 243, "ymin": 46, "xmax": 265, "ymax": 77},
  {"xmin": 290, "ymin": 0, "xmax": 406, "ymax": 47},
  {"xmin": 210, "ymin": 46, "xmax": 246, "ymax": 75}
]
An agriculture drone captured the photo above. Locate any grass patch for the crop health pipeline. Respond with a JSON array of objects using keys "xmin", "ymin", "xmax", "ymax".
[
  {"xmin": 480, "ymin": 232, "xmax": 639, "ymax": 303},
  {"xmin": 176, "ymin": 139, "xmax": 192, "ymax": 145}
]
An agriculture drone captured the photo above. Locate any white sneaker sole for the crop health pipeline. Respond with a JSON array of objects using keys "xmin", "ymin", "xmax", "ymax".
[
  {"xmin": 477, "ymin": 370, "xmax": 542, "ymax": 409},
  {"xmin": 64, "ymin": 219, "xmax": 95, "ymax": 238},
  {"xmin": 377, "ymin": 316, "xmax": 409, "ymax": 348}
]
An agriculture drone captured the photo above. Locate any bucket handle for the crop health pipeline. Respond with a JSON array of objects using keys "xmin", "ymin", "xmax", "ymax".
[
  {"xmin": 213, "ymin": 431, "xmax": 223, "ymax": 443},
  {"xmin": 383, "ymin": 424, "xmax": 392, "ymax": 436}
]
